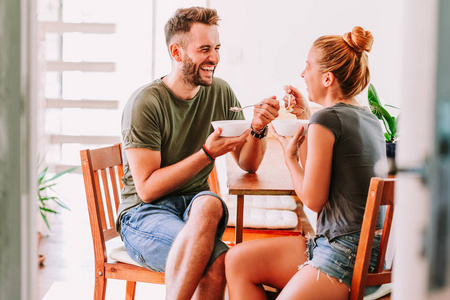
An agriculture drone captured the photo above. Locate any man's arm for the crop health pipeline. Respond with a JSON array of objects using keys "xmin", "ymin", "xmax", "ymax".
[
  {"xmin": 127, "ymin": 128, "xmax": 251, "ymax": 203},
  {"xmin": 231, "ymin": 96, "xmax": 280, "ymax": 173},
  {"xmin": 230, "ymin": 135, "xmax": 267, "ymax": 173},
  {"xmin": 126, "ymin": 147, "xmax": 211, "ymax": 203}
]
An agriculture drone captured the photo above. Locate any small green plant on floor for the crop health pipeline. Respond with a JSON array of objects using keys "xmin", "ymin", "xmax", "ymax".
[
  {"xmin": 368, "ymin": 83, "xmax": 399, "ymax": 143},
  {"xmin": 37, "ymin": 154, "xmax": 79, "ymax": 230}
]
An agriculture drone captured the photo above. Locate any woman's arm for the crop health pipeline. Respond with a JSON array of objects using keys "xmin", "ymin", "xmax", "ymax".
[
  {"xmin": 298, "ymin": 124, "xmax": 334, "ymax": 212},
  {"xmin": 271, "ymin": 123, "xmax": 334, "ymax": 212}
]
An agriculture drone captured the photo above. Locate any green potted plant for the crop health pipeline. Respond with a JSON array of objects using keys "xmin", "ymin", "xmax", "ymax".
[
  {"xmin": 368, "ymin": 83, "xmax": 399, "ymax": 158},
  {"xmin": 37, "ymin": 155, "xmax": 78, "ymax": 265},
  {"xmin": 37, "ymin": 157, "xmax": 78, "ymax": 230}
]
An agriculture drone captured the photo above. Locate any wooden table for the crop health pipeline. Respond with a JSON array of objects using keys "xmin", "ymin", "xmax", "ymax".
[{"xmin": 226, "ymin": 138, "xmax": 300, "ymax": 244}]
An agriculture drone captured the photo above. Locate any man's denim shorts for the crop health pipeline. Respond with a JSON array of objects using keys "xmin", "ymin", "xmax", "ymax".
[
  {"xmin": 300, "ymin": 232, "xmax": 381, "ymax": 290},
  {"xmin": 120, "ymin": 191, "xmax": 229, "ymax": 272}
]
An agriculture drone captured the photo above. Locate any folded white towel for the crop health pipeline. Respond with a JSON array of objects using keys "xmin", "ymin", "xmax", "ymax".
[
  {"xmin": 227, "ymin": 207, "xmax": 298, "ymax": 229},
  {"xmin": 224, "ymin": 195, "xmax": 298, "ymax": 210}
]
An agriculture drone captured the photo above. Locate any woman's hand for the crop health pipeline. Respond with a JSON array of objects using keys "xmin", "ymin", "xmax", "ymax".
[
  {"xmin": 269, "ymin": 123, "xmax": 306, "ymax": 163},
  {"xmin": 283, "ymin": 85, "xmax": 311, "ymax": 120}
]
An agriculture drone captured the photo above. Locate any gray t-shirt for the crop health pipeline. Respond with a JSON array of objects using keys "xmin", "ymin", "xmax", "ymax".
[
  {"xmin": 116, "ymin": 77, "xmax": 244, "ymax": 232},
  {"xmin": 310, "ymin": 102, "xmax": 387, "ymax": 240}
]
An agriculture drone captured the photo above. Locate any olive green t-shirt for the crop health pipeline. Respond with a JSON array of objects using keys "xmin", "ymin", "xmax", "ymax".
[{"xmin": 116, "ymin": 77, "xmax": 244, "ymax": 232}]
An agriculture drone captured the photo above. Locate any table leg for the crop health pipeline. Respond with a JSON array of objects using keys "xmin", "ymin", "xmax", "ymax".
[{"xmin": 235, "ymin": 195, "xmax": 244, "ymax": 244}]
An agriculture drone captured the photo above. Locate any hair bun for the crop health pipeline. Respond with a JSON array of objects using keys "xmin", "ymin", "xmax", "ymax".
[{"xmin": 343, "ymin": 26, "xmax": 373, "ymax": 53}]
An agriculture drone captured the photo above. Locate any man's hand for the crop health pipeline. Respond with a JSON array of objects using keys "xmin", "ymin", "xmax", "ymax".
[
  {"xmin": 251, "ymin": 96, "xmax": 280, "ymax": 131},
  {"xmin": 204, "ymin": 127, "xmax": 251, "ymax": 159}
]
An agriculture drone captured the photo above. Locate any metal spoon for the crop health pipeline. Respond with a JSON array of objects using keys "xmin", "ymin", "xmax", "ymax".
[
  {"xmin": 285, "ymin": 93, "xmax": 294, "ymax": 112},
  {"xmin": 229, "ymin": 103, "xmax": 263, "ymax": 112}
]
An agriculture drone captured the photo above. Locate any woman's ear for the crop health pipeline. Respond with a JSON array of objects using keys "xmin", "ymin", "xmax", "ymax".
[
  {"xmin": 323, "ymin": 72, "xmax": 335, "ymax": 87},
  {"xmin": 169, "ymin": 43, "xmax": 183, "ymax": 62}
]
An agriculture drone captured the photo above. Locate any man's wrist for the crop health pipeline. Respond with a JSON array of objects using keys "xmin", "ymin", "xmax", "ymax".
[
  {"xmin": 251, "ymin": 123, "xmax": 266, "ymax": 133},
  {"xmin": 251, "ymin": 125, "xmax": 268, "ymax": 139},
  {"xmin": 202, "ymin": 144, "xmax": 215, "ymax": 162}
]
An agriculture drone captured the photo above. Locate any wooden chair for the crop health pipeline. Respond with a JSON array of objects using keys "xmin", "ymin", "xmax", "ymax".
[
  {"xmin": 350, "ymin": 177, "xmax": 396, "ymax": 300},
  {"xmin": 80, "ymin": 144, "xmax": 165, "ymax": 300}
]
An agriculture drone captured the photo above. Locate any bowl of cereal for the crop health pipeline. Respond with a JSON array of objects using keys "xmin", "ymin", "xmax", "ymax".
[
  {"xmin": 271, "ymin": 119, "xmax": 309, "ymax": 137},
  {"xmin": 211, "ymin": 120, "xmax": 252, "ymax": 137}
]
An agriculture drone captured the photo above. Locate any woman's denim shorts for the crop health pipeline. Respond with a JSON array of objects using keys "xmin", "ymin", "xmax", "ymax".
[
  {"xmin": 120, "ymin": 191, "xmax": 229, "ymax": 272},
  {"xmin": 300, "ymin": 232, "xmax": 381, "ymax": 290}
]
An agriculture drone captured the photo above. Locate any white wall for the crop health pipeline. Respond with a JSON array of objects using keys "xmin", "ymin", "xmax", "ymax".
[
  {"xmin": 210, "ymin": 0, "xmax": 404, "ymax": 119},
  {"xmin": 118, "ymin": 0, "xmax": 404, "ymax": 119}
]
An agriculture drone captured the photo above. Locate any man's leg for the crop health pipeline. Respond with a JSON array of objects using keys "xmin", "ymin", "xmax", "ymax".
[
  {"xmin": 192, "ymin": 252, "xmax": 226, "ymax": 300},
  {"xmin": 165, "ymin": 194, "xmax": 227, "ymax": 300}
]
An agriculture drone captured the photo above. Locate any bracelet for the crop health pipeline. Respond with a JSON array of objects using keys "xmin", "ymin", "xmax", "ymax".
[
  {"xmin": 202, "ymin": 144, "xmax": 215, "ymax": 162},
  {"xmin": 251, "ymin": 125, "xmax": 268, "ymax": 139},
  {"xmin": 251, "ymin": 125, "xmax": 266, "ymax": 134}
]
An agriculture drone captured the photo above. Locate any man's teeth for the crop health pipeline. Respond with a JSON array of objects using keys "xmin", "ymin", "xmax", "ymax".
[{"xmin": 201, "ymin": 66, "xmax": 214, "ymax": 71}]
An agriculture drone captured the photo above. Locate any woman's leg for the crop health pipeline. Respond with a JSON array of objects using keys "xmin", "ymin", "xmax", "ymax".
[
  {"xmin": 276, "ymin": 265, "xmax": 349, "ymax": 300},
  {"xmin": 225, "ymin": 235, "xmax": 307, "ymax": 300}
]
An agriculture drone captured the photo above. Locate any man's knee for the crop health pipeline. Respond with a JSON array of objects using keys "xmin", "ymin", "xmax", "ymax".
[{"xmin": 190, "ymin": 194, "xmax": 224, "ymax": 221}]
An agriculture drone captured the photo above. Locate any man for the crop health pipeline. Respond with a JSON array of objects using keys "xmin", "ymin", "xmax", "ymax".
[{"xmin": 116, "ymin": 6, "xmax": 279, "ymax": 300}]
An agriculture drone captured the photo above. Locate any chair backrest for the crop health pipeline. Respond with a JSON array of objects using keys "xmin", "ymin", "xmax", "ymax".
[
  {"xmin": 208, "ymin": 164, "xmax": 221, "ymax": 197},
  {"xmin": 80, "ymin": 143, "xmax": 125, "ymax": 265},
  {"xmin": 350, "ymin": 177, "xmax": 396, "ymax": 300}
]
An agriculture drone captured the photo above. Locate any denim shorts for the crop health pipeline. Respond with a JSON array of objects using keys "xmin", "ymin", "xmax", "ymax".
[
  {"xmin": 300, "ymin": 232, "xmax": 381, "ymax": 290},
  {"xmin": 120, "ymin": 191, "xmax": 229, "ymax": 272}
]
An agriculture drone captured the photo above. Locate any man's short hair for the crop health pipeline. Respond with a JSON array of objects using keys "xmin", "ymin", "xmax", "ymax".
[{"xmin": 164, "ymin": 6, "xmax": 221, "ymax": 49}]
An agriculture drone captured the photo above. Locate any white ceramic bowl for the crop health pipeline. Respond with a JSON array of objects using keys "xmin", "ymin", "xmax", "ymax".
[
  {"xmin": 271, "ymin": 119, "xmax": 309, "ymax": 137},
  {"xmin": 211, "ymin": 120, "xmax": 252, "ymax": 137}
]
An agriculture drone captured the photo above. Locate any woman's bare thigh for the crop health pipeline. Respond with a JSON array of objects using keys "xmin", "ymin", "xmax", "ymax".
[
  {"xmin": 226, "ymin": 235, "xmax": 308, "ymax": 289},
  {"xmin": 277, "ymin": 265, "xmax": 350, "ymax": 300}
]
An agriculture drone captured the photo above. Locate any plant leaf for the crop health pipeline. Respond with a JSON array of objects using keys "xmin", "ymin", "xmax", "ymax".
[
  {"xmin": 41, "ymin": 166, "xmax": 79, "ymax": 184},
  {"xmin": 385, "ymin": 104, "xmax": 400, "ymax": 110},
  {"xmin": 39, "ymin": 196, "xmax": 58, "ymax": 201},
  {"xmin": 37, "ymin": 161, "xmax": 77, "ymax": 231},
  {"xmin": 51, "ymin": 198, "xmax": 71, "ymax": 210},
  {"xmin": 39, "ymin": 183, "xmax": 58, "ymax": 191},
  {"xmin": 368, "ymin": 83, "xmax": 397, "ymax": 142},
  {"xmin": 40, "ymin": 207, "xmax": 59, "ymax": 214},
  {"xmin": 37, "ymin": 167, "xmax": 48, "ymax": 185},
  {"xmin": 40, "ymin": 211, "xmax": 51, "ymax": 230}
]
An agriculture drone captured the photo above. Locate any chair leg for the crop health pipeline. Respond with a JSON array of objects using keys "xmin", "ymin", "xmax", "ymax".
[
  {"xmin": 264, "ymin": 285, "xmax": 280, "ymax": 300},
  {"xmin": 94, "ymin": 274, "xmax": 107, "ymax": 300},
  {"xmin": 125, "ymin": 281, "xmax": 137, "ymax": 300}
]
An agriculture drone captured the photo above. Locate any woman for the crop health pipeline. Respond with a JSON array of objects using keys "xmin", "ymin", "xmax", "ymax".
[{"xmin": 225, "ymin": 26, "xmax": 387, "ymax": 300}]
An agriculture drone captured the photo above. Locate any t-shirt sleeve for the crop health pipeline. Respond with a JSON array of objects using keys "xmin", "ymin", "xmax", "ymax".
[
  {"xmin": 121, "ymin": 88, "xmax": 162, "ymax": 151},
  {"xmin": 309, "ymin": 107, "xmax": 341, "ymax": 141}
]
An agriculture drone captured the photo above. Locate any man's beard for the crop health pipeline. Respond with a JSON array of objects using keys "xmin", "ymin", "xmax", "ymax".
[{"xmin": 181, "ymin": 55, "xmax": 214, "ymax": 87}]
